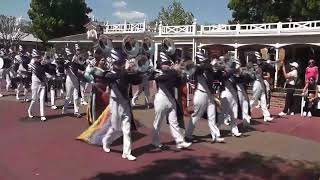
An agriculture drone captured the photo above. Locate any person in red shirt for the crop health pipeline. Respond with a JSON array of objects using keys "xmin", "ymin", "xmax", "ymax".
[{"xmin": 305, "ymin": 59, "xmax": 318, "ymax": 84}]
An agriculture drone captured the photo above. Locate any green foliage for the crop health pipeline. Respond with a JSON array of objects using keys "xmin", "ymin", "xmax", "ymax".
[
  {"xmin": 228, "ymin": 0, "xmax": 320, "ymax": 23},
  {"xmin": 154, "ymin": 0, "xmax": 194, "ymax": 25},
  {"xmin": 28, "ymin": 0, "xmax": 92, "ymax": 42}
]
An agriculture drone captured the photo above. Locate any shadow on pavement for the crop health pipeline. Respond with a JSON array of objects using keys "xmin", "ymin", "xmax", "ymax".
[{"xmin": 84, "ymin": 152, "xmax": 320, "ymax": 180}]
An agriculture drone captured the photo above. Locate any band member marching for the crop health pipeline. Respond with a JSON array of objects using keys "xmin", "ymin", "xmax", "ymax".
[
  {"xmin": 131, "ymin": 56, "xmax": 152, "ymax": 108},
  {"xmin": 28, "ymin": 49, "xmax": 47, "ymax": 121},
  {"xmin": 185, "ymin": 50, "xmax": 224, "ymax": 143},
  {"xmin": 218, "ymin": 56, "xmax": 242, "ymax": 137},
  {"xmin": 74, "ymin": 44, "xmax": 89, "ymax": 105},
  {"xmin": 151, "ymin": 51, "xmax": 192, "ymax": 149},
  {"xmin": 15, "ymin": 45, "xmax": 31, "ymax": 102},
  {"xmin": 101, "ymin": 49, "xmax": 142, "ymax": 161},
  {"xmin": 249, "ymin": 52, "xmax": 273, "ymax": 122},
  {"xmin": 62, "ymin": 47, "xmax": 86, "ymax": 118}
]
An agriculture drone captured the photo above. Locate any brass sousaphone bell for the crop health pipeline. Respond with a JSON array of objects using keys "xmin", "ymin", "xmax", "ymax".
[
  {"xmin": 142, "ymin": 36, "xmax": 154, "ymax": 55},
  {"xmin": 122, "ymin": 35, "xmax": 140, "ymax": 58},
  {"xmin": 162, "ymin": 38, "xmax": 176, "ymax": 55},
  {"xmin": 98, "ymin": 34, "xmax": 113, "ymax": 54}
]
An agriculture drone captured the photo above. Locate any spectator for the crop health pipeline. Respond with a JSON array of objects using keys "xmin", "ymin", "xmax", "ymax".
[
  {"xmin": 279, "ymin": 62, "xmax": 299, "ymax": 116},
  {"xmin": 302, "ymin": 77, "xmax": 318, "ymax": 117},
  {"xmin": 305, "ymin": 59, "xmax": 318, "ymax": 84}
]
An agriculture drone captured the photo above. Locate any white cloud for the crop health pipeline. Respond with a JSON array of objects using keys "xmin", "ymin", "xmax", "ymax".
[
  {"xmin": 112, "ymin": 1, "xmax": 127, "ymax": 8},
  {"xmin": 113, "ymin": 11, "xmax": 146, "ymax": 20}
]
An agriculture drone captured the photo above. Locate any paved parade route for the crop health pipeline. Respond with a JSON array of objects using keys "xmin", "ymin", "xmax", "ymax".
[{"xmin": 0, "ymin": 95, "xmax": 320, "ymax": 180}]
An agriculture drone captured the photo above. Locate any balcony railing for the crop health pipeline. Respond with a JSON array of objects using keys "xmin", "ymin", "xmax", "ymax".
[
  {"xmin": 100, "ymin": 20, "xmax": 320, "ymax": 36},
  {"xmin": 104, "ymin": 22, "xmax": 146, "ymax": 34}
]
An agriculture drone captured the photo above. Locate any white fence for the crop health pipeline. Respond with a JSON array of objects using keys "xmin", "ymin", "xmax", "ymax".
[
  {"xmin": 104, "ymin": 22, "xmax": 146, "ymax": 34},
  {"xmin": 101, "ymin": 20, "xmax": 320, "ymax": 36}
]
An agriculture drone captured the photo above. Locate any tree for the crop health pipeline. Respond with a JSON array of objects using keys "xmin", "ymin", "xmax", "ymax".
[
  {"xmin": 0, "ymin": 15, "xmax": 29, "ymax": 47},
  {"xmin": 228, "ymin": 0, "xmax": 320, "ymax": 24},
  {"xmin": 28, "ymin": 0, "xmax": 92, "ymax": 42},
  {"xmin": 153, "ymin": 0, "xmax": 194, "ymax": 25}
]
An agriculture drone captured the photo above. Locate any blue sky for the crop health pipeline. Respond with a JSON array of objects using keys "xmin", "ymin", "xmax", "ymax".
[{"xmin": 0, "ymin": 0, "xmax": 232, "ymax": 24}]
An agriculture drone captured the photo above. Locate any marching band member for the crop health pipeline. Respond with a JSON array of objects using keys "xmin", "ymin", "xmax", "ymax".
[
  {"xmin": 102, "ymin": 49, "xmax": 142, "ymax": 161},
  {"xmin": 185, "ymin": 50, "xmax": 224, "ymax": 143},
  {"xmin": 0, "ymin": 48, "xmax": 6, "ymax": 97},
  {"xmin": 235, "ymin": 63, "xmax": 255, "ymax": 126},
  {"xmin": 151, "ymin": 52, "xmax": 192, "ymax": 149},
  {"xmin": 74, "ymin": 44, "xmax": 88, "ymax": 105},
  {"xmin": 249, "ymin": 53, "xmax": 273, "ymax": 122},
  {"xmin": 131, "ymin": 57, "xmax": 152, "ymax": 108},
  {"xmin": 44, "ymin": 53, "xmax": 58, "ymax": 110},
  {"xmin": 28, "ymin": 49, "xmax": 47, "ymax": 121},
  {"xmin": 219, "ymin": 56, "xmax": 242, "ymax": 137},
  {"xmin": 62, "ymin": 47, "xmax": 85, "ymax": 118},
  {"xmin": 54, "ymin": 53, "xmax": 66, "ymax": 98},
  {"xmin": 15, "ymin": 45, "xmax": 31, "ymax": 102}
]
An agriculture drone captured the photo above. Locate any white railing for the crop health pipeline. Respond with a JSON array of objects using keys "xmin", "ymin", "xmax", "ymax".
[
  {"xmin": 160, "ymin": 25, "xmax": 195, "ymax": 35},
  {"xmin": 104, "ymin": 22, "xmax": 146, "ymax": 34},
  {"xmin": 160, "ymin": 20, "xmax": 320, "ymax": 36},
  {"xmin": 201, "ymin": 24, "xmax": 237, "ymax": 34},
  {"xmin": 281, "ymin": 20, "xmax": 320, "ymax": 32},
  {"xmin": 100, "ymin": 20, "xmax": 320, "ymax": 36}
]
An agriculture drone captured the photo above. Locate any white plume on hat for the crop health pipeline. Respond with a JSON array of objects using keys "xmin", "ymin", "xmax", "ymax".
[
  {"xmin": 87, "ymin": 51, "xmax": 93, "ymax": 56},
  {"xmin": 0, "ymin": 49, "xmax": 5, "ymax": 56},
  {"xmin": 9, "ymin": 48, "xmax": 13, "ymax": 53},
  {"xmin": 75, "ymin": 44, "xmax": 80, "ymax": 50},
  {"xmin": 19, "ymin": 45, "xmax": 23, "ymax": 52},
  {"xmin": 32, "ymin": 49, "xmax": 40, "ymax": 57},
  {"xmin": 160, "ymin": 52, "xmax": 170, "ymax": 64},
  {"xmin": 289, "ymin": 62, "xmax": 299, "ymax": 68},
  {"xmin": 65, "ymin": 47, "xmax": 73, "ymax": 56},
  {"xmin": 255, "ymin": 51, "xmax": 261, "ymax": 59},
  {"xmin": 196, "ymin": 50, "xmax": 207, "ymax": 62},
  {"xmin": 110, "ymin": 49, "xmax": 121, "ymax": 62}
]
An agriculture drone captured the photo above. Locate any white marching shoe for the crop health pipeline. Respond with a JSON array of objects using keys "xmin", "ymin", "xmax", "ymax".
[
  {"xmin": 51, "ymin": 105, "xmax": 58, "ymax": 110},
  {"xmin": 176, "ymin": 141, "xmax": 192, "ymax": 149},
  {"xmin": 122, "ymin": 154, "xmax": 136, "ymax": 161},
  {"xmin": 0, "ymin": 94, "xmax": 3, "ymax": 98},
  {"xmin": 264, "ymin": 117, "xmax": 273, "ymax": 122},
  {"xmin": 40, "ymin": 116, "xmax": 47, "ymax": 121},
  {"xmin": 303, "ymin": 111, "xmax": 307, "ymax": 117},
  {"xmin": 213, "ymin": 137, "xmax": 225, "ymax": 143},
  {"xmin": 232, "ymin": 132, "xmax": 242, "ymax": 137},
  {"xmin": 278, "ymin": 112, "xmax": 286, "ymax": 116},
  {"xmin": 307, "ymin": 111, "xmax": 312, "ymax": 118},
  {"xmin": 102, "ymin": 137, "xmax": 110, "ymax": 153}
]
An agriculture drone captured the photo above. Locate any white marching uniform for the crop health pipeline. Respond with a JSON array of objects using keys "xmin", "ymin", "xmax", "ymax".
[
  {"xmin": 186, "ymin": 72, "xmax": 221, "ymax": 141},
  {"xmin": 102, "ymin": 69, "xmax": 142, "ymax": 159},
  {"xmin": 63, "ymin": 62, "xmax": 81, "ymax": 115},
  {"xmin": 15, "ymin": 55, "xmax": 30, "ymax": 101},
  {"xmin": 103, "ymin": 84, "xmax": 133, "ymax": 156},
  {"xmin": 132, "ymin": 74, "xmax": 150, "ymax": 106},
  {"xmin": 237, "ymin": 83, "xmax": 251, "ymax": 125},
  {"xmin": 28, "ymin": 60, "xmax": 46, "ymax": 119},
  {"xmin": 219, "ymin": 80, "xmax": 241, "ymax": 135},
  {"xmin": 151, "ymin": 68, "xmax": 190, "ymax": 148},
  {"xmin": 250, "ymin": 79, "xmax": 271, "ymax": 120}
]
